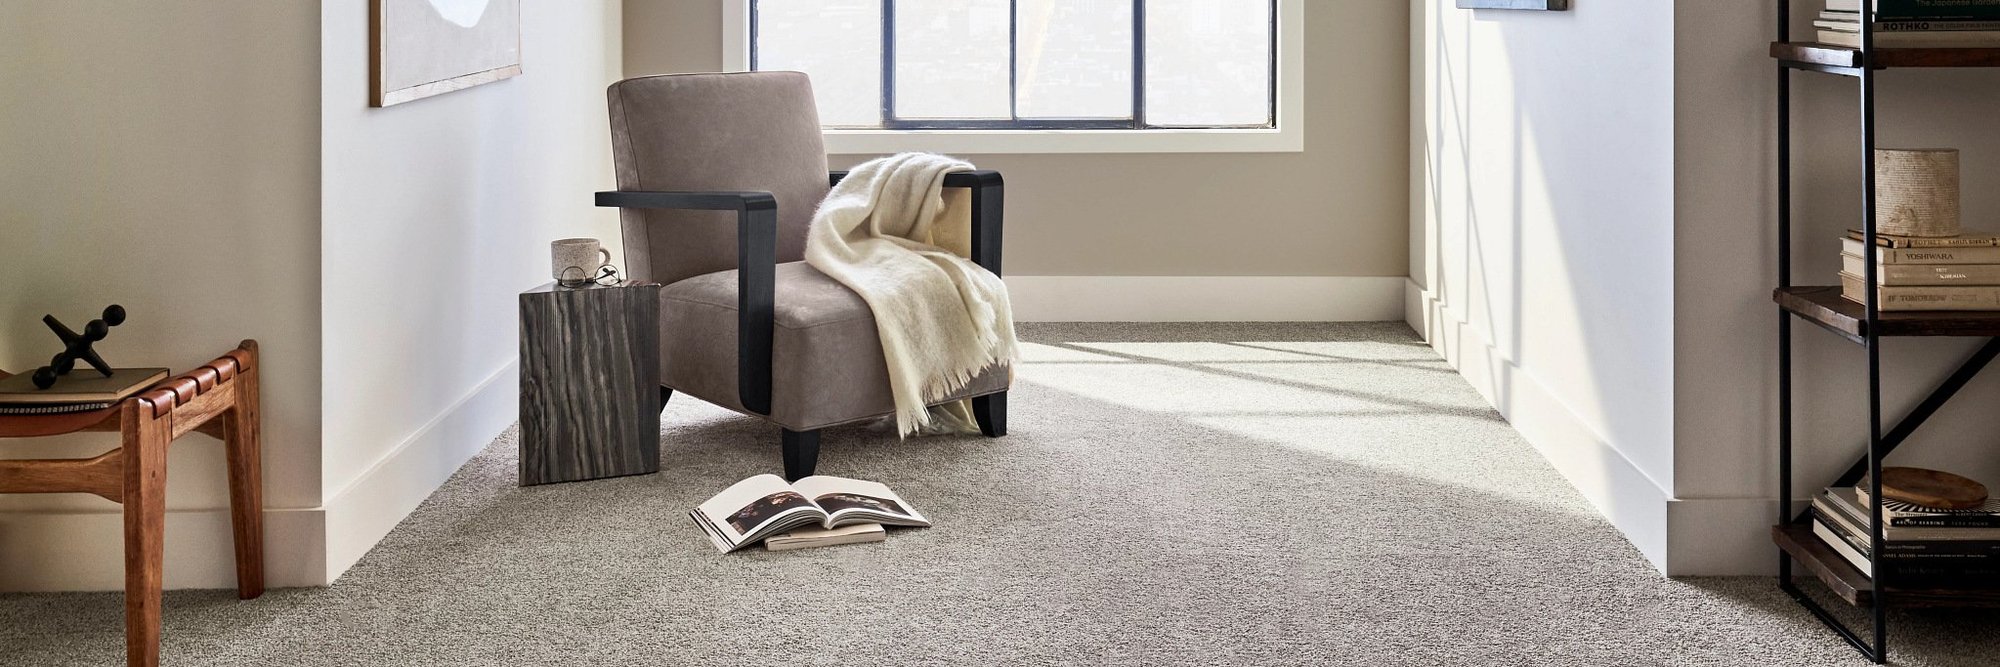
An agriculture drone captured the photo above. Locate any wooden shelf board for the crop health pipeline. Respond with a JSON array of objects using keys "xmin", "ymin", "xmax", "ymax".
[
  {"xmin": 1773, "ymin": 523, "xmax": 2000, "ymax": 608},
  {"xmin": 1774, "ymin": 286, "xmax": 2000, "ymax": 339},
  {"xmin": 1771, "ymin": 42, "xmax": 2000, "ymax": 70},
  {"xmin": 1775, "ymin": 523, "xmax": 1875, "ymax": 606}
]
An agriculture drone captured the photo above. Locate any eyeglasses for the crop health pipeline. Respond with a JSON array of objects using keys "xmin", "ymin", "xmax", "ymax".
[{"xmin": 557, "ymin": 264, "xmax": 624, "ymax": 289}]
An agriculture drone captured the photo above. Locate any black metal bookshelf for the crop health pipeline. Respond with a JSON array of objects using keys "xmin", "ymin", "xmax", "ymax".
[{"xmin": 1772, "ymin": 2, "xmax": 2000, "ymax": 663}]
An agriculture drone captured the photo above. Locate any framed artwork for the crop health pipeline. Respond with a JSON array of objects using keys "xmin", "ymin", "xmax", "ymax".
[
  {"xmin": 1457, "ymin": 0, "xmax": 1569, "ymax": 9},
  {"xmin": 370, "ymin": 0, "xmax": 522, "ymax": 107}
]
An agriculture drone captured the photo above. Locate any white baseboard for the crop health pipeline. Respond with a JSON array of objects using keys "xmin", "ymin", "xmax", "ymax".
[
  {"xmin": 0, "ymin": 362, "xmax": 517, "ymax": 592},
  {"xmin": 1007, "ymin": 276, "xmax": 1406, "ymax": 322},
  {"xmin": 1666, "ymin": 496, "xmax": 1783, "ymax": 576},
  {"xmin": 1406, "ymin": 279, "xmax": 1673, "ymax": 572},
  {"xmin": 322, "ymin": 362, "xmax": 518, "ymax": 582}
]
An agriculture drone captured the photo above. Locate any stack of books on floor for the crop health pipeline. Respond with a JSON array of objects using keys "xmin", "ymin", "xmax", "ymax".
[
  {"xmin": 1817, "ymin": 0, "xmax": 2000, "ymax": 48},
  {"xmin": 1840, "ymin": 230, "xmax": 2000, "ymax": 310},
  {"xmin": 1812, "ymin": 486, "xmax": 2000, "ymax": 586}
]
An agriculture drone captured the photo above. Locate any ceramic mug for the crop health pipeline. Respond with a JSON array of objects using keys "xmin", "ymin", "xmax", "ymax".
[{"xmin": 551, "ymin": 238, "xmax": 612, "ymax": 282}]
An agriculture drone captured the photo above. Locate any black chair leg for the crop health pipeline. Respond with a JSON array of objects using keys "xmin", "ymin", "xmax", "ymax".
[
  {"xmin": 660, "ymin": 386, "xmax": 674, "ymax": 411},
  {"xmin": 972, "ymin": 391, "xmax": 1007, "ymax": 437},
  {"xmin": 781, "ymin": 428, "xmax": 820, "ymax": 481}
]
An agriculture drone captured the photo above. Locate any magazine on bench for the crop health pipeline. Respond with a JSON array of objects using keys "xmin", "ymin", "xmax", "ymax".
[{"xmin": 690, "ymin": 474, "xmax": 930, "ymax": 553}]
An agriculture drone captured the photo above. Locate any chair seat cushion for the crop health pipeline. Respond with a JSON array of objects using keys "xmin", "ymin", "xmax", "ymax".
[{"xmin": 659, "ymin": 261, "xmax": 1009, "ymax": 431}]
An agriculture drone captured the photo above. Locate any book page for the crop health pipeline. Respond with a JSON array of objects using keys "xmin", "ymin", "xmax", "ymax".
[
  {"xmin": 693, "ymin": 474, "xmax": 827, "ymax": 551},
  {"xmin": 790, "ymin": 476, "xmax": 930, "ymax": 528}
]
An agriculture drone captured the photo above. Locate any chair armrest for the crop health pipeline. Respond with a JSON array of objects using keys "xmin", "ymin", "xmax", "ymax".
[
  {"xmin": 826, "ymin": 170, "xmax": 1004, "ymax": 276},
  {"xmin": 594, "ymin": 190, "xmax": 777, "ymax": 212},
  {"xmin": 595, "ymin": 190, "xmax": 775, "ymax": 416}
]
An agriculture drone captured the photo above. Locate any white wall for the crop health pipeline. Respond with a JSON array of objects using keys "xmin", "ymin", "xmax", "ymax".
[
  {"xmin": 318, "ymin": 0, "xmax": 623, "ymax": 580},
  {"xmin": 1410, "ymin": 0, "xmax": 1680, "ymax": 568},
  {"xmin": 0, "ymin": 1, "xmax": 324, "ymax": 592}
]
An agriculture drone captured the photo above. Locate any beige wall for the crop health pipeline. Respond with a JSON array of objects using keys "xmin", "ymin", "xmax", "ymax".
[
  {"xmin": 623, "ymin": 1, "xmax": 1408, "ymax": 278},
  {"xmin": 1671, "ymin": 0, "xmax": 2000, "ymax": 574},
  {"xmin": 0, "ymin": 1, "xmax": 323, "ymax": 590},
  {"xmin": 0, "ymin": 0, "xmax": 624, "ymax": 592}
]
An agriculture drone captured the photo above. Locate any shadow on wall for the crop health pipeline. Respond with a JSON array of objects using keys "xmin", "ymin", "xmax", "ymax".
[{"xmin": 1417, "ymin": 2, "xmax": 1680, "ymax": 563}]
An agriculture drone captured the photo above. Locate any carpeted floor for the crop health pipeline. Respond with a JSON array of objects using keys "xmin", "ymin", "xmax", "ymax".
[{"xmin": 4, "ymin": 322, "xmax": 1998, "ymax": 666}]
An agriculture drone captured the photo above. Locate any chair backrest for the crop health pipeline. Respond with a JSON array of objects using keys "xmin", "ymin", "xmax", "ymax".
[{"xmin": 606, "ymin": 71, "xmax": 830, "ymax": 286}]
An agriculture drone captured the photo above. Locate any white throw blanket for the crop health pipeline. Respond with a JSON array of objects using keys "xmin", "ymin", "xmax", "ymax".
[{"xmin": 804, "ymin": 152, "xmax": 1018, "ymax": 436}]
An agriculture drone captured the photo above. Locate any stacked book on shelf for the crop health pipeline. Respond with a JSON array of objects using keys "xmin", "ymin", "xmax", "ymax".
[
  {"xmin": 1812, "ymin": 486, "xmax": 2000, "ymax": 587},
  {"xmin": 1817, "ymin": 0, "xmax": 2000, "ymax": 48},
  {"xmin": 1841, "ymin": 230, "xmax": 2000, "ymax": 310}
]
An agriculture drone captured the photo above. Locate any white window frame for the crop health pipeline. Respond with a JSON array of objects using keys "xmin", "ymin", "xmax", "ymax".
[{"xmin": 723, "ymin": 0, "xmax": 1305, "ymax": 155}]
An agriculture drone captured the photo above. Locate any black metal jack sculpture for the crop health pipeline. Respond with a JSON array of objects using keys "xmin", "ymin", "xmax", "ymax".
[{"xmin": 31, "ymin": 305, "xmax": 127, "ymax": 390}]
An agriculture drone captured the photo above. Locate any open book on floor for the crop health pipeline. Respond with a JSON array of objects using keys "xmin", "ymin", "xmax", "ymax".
[{"xmin": 690, "ymin": 474, "xmax": 930, "ymax": 553}]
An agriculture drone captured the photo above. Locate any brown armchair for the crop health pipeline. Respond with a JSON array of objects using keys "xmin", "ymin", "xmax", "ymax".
[{"xmin": 596, "ymin": 71, "xmax": 1009, "ymax": 480}]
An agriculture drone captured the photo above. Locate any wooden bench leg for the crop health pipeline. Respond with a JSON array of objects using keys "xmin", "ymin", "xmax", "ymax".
[
  {"xmin": 122, "ymin": 405, "xmax": 169, "ymax": 667},
  {"xmin": 224, "ymin": 350, "xmax": 264, "ymax": 599}
]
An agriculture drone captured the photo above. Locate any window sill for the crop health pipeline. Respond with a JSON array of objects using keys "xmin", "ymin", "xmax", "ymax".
[{"xmin": 821, "ymin": 127, "xmax": 1304, "ymax": 156}]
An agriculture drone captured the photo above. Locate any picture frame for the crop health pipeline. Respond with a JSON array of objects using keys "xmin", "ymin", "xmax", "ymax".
[
  {"xmin": 370, "ymin": 0, "xmax": 523, "ymax": 107},
  {"xmin": 1456, "ymin": 0, "xmax": 1569, "ymax": 9}
]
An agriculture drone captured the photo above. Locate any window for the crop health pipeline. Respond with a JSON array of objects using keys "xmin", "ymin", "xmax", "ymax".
[{"xmin": 728, "ymin": 0, "xmax": 1300, "ymax": 154}]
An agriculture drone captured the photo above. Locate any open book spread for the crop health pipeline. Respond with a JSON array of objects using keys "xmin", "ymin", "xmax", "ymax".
[{"xmin": 690, "ymin": 474, "xmax": 930, "ymax": 553}]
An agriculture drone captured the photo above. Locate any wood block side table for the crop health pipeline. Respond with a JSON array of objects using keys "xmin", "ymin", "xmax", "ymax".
[{"xmin": 518, "ymin": 281, "xmax": 662, "ymax": 486}]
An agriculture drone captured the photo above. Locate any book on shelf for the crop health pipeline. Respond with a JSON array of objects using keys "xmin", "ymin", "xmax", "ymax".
[
  {"xmin": 690, "ymin": 474, "xmax": 929, "ymax": 553},
  {"xmin": 1811, "ymin": 519, "xmax": 2000, "ymax": 584},
  {"xmin": 1811, "ymin": 518, "xmax": 2000, "ymax": 565},
  {"xmin": 1840, "ymin": 273, "xmax": 2000, "ymax": 310},
  {"xmin": 1817, "ymin": 514, "xmax": 2000, "ymax": 557},
  {"xmin": 1842, "ymin": 254, "xmax": 2000, "ymax": 284},
  {"xmin": 1812, "ymin": 487, "xmax": 2000, "ymax": 588},
  {"xmin": 763, "ymin": 523, "xmax": 887, "ymax": 552},
  {"xmin": 1818, "ymin": 16, "xmax": 2000, "ymax": 31},
  {"xmin": 0, "ymin": 368, "xmax": 167, "ymax": 413},
  {"xmin": 1847, "ymin": 228, "xmax": 2000, "ymax": 248},
  {"xmin": 1840, "ymin": 237, "xmax": 2000, "ymax": 263},
  {"xmin": 1817, "ymin": 487, "xmax": 2000, "ymax": 538},
  {"xmin": 1817, "ymin": 29, "xmax": 2000, "ymax": 47},
  {"xmin": 1855, "ymin": 486, "xmax": 2000, "ymax": 526},
  {"xmin": 1825, "ymin": 0, "xmax": 2000, "ymax": 21}
]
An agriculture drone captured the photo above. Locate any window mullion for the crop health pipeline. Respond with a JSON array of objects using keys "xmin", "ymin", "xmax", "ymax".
[
  {"xmin": 1268, "ymin": 0, "xmax": 1278, "ymax": 128},
  {"xmin": 1132, "ymin": 0, "xmax": 1147, "ymax": 130},
  {"xmin": 1008, "ymin": 0, "xmax": 1019, "ymax": 122},
  {"xmin": 881, "ymin": 0, "xmax": 896, "ymax": 127}
]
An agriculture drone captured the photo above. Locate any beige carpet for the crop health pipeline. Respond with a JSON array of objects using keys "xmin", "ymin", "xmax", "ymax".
[{"xmin": 3, "ymin": 323, "xmax": 1997, "ymax": 666}]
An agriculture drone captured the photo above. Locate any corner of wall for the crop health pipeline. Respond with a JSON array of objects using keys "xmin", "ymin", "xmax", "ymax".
[
  {"xmin": 1408, "ymin": 280, "xmax": 1672, "ymax": 572},
  {"xmin": 1664, "ymin": 0, "xmax": 1781, "ymax": 577}
]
